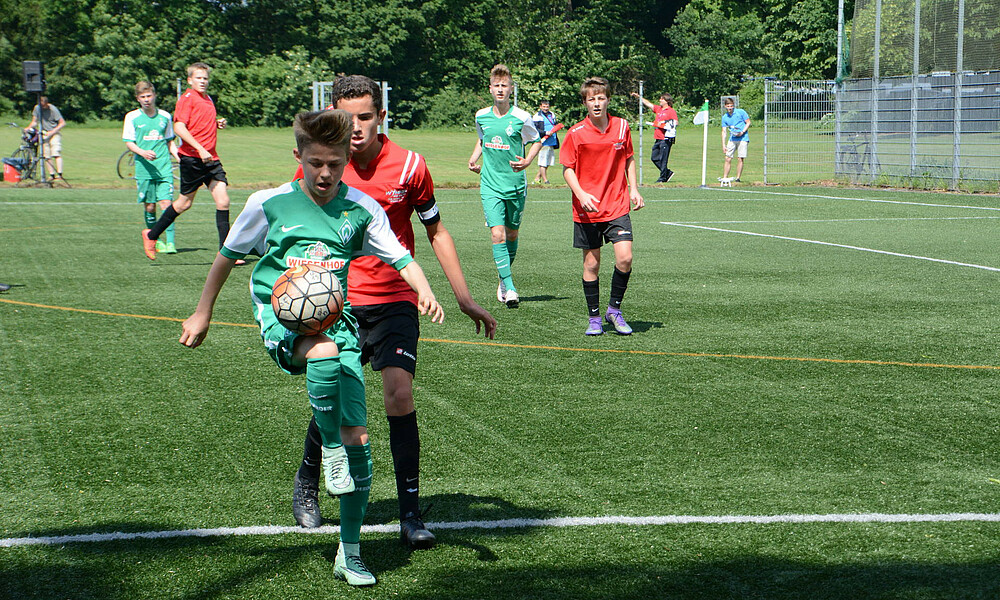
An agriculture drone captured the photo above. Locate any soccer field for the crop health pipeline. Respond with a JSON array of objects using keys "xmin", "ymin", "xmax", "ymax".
[{"xmin": 2, "ymin": 185, "xmax": 999, "ymax": 599}]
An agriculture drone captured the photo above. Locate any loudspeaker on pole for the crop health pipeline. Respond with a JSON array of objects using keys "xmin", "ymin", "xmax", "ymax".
[{"xmin": 23, "ymin": 61, "xmax": 45, "ymax": 93}]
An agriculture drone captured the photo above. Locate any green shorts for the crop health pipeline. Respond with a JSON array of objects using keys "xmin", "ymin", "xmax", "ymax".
[
  {"xmin": 257, "ymin": 303, "xmax": 367, "ymax": 428},
  {"xmin": 136, "ymin": 178, "xmax": 174, "ymax": 204},
  {"xmin": 481, "ymin": 193, "xmax": 526, "ymax": 229}
]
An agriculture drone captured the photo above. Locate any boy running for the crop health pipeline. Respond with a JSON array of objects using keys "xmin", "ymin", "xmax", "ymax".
[
  {"xmin": 560, "ymin": 77, "xmax": 644, "ymax": 336},
  {"xmin": 180, "ymin": 109, "xmax": 444, "ymax": 587},
  {"xmin": 290, "ymin": 76, "xmax": 497, "ymax": 548},
  {"xmin": 467, "ymin": 64, "xmax": 542, "ymax": 308},
  {"xmin": 142, "ymin": 62, "xmax": 236, "ymax": 261},
  {"xmin": 123, "ymin": 81, "xmax": 179, "ymax": 253}
]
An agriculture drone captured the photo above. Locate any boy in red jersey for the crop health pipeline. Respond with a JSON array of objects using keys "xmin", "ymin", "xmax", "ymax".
[
  {"xmin": 291, "ymin": 76, "xmax": 497, "ymax": 548},
  {"xmin": 142, "ymin": 62, "xmax": 235, "ymax": 261},
  {"xmin": 560, "ymin": 77, "xmax": 644, "ymax": 336}
]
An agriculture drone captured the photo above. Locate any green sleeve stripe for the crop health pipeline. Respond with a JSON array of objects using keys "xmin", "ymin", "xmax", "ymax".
[
  {"xmin": 219, "ymin": 246, "xmax": 245, "ymax": 260},
  {"xmin": 392, "ymin": 254, "xmax": 414, "ymax": 271}
]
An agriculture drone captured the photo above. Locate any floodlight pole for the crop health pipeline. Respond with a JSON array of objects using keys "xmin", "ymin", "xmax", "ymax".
[
  {"xmin": 381, "ymin": 81, "xmax": 391, "ymax": 132},
  {"xmin": 637, "ymin": 80, "xmax": 644, "ymax": 186}
]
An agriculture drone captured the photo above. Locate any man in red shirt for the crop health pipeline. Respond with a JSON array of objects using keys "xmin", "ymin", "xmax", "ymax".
[
  {"xmin": 632, "ymin": 91, "xmax": 678, "ymax": 183},
  {"xmin": 561, "ymin": 77, "xmax": 644, "ymax": 336},
  {"xmin": 291, "ymin": 76, "xmax": 497, "ymax": 549},
  {"xmin": 142, "ymin": 62, "xmax": 234, "ymax": 261}
]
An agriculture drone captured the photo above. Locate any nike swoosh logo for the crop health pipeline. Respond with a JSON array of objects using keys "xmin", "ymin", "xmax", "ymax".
[
  {"xmin": 405, "ymin": 477, "xmax": 418, "ymax": 482},
  {"xmin": 281, "ymin": 224, "xmax": 304, "ymax": 232}
]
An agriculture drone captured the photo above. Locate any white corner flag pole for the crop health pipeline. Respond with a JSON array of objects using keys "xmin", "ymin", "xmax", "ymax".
[{"xmin": 693, "ymin": 100, "xmax": 710, "ymax": 188}]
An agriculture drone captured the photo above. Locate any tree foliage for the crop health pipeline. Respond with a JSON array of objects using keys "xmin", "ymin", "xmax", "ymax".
[{"xmin": 0, "ymin": 0, "xmax": 850, "ymax": 125}]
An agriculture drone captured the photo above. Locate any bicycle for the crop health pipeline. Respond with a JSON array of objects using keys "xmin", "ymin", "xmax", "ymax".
[
  {"xmin": 5, "ymin": 122, "xmax": 42, "ymax": 183},
  {"xmin": 117, "ymin": 149, "xmax": 180, "ymax": 181}
]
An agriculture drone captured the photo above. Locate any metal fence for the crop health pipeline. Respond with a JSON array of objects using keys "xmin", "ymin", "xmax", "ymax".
[
  {"xmin": 311, "ymin": 80, "xmax": 393, "ymax": 131},
  {"xmin": 837, "ymin": 71, "xmax": 1000, "ymax": 190},
  {"xmin": 763, "ymin": 80, "xmax": 838, "ymax": 184},
  {"xmin": 763, "ymin": 74, "xmax": 1000, "ymax": 191}
]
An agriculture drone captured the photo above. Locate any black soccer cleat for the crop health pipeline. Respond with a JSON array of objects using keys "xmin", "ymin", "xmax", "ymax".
[
  {"xmin": 400, "ymin": 511, "xmax": 436, "ymax": 549},
  {"xmin": 292, "ymin": 471, "xmax": 323, "ymax": 528}
]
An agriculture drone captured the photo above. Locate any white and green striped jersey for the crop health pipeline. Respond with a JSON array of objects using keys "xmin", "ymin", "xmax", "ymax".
[
  {"xmin": 220, "ymin": 180, "xmax": 414, "ymax": 316},
  {"xmin": 475, "ymin": 106, "xmax": 540, "ymax": 198},
  {"xmin": 122, "ymin": 108, "xmax": 174, "ymax": 180}
]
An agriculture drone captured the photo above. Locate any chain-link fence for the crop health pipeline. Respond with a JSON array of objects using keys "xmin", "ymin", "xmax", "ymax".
[{"xmin": 837, "ymin": 71, "xmax": 1000, "ymax": 190}]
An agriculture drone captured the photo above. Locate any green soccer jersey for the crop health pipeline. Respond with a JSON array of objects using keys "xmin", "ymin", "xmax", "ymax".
[
  {"xmin": 475, "ymin": 105, "xmax": 540, "ymax": 198},
  {"xmin": 219, "ymin": 180, "xmax": 414, "ymax": 321},
  {"xmin": 122, "ymin": 108, "xmax": 174, "ymax": 180}
]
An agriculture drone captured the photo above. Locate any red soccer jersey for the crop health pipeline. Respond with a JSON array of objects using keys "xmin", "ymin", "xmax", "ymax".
[
  {"xmin": 174, "ymin": 89, "xmax": 219, "ymax": 160},
  {"xmin": 560, "ymin": 115, "xmax": 634, "ymax": 224},
  {"xmin": 652, "ymin": 105, "xmax": 678, "ymax": 140},
  {"xmin": 292, "ymin": 135, "xmax": 435, "ymax": 306}
]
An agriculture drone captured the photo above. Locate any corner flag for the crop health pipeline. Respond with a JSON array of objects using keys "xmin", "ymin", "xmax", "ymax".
[
  {"xmin": 695, "ymin": 100, "xmax": 710, "ymax": 187},
  {"xmin": 693, "ymin": 100, "xmax": 710, "ymax": 125}
]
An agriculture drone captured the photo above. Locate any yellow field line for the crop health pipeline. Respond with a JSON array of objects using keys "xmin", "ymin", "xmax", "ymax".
[{"xmin": 2, "ymin": 297, "xmax": 997, "ymax": 371}]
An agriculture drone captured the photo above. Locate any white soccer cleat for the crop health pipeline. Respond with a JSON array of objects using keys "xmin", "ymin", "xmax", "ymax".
[{"xmin": 322, "ymin": 445, "xmax": 355, "ymax": 496}]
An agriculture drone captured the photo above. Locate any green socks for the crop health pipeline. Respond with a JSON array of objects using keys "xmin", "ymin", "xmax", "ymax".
[
  {"xmin": 492, "ymin": 242, "xmax": 515, "ymax": 292},
  {"xmin": 306, "ymin": 356, "xmax": 343, "ymax": 448},
  {"xmin": 339, "ymin": 443, "xmax": 373, "ymax": 544}
]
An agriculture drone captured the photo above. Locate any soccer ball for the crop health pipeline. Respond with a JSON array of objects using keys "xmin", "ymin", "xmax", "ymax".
[{"xmin": 270, "ymin": 264, "xmax": 344, "ymax": 335}]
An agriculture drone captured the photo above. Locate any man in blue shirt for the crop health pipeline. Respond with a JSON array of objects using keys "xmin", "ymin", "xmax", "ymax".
[
  {"xmin": 721, "ymin": 97, "xmax": 750, "ymax": 183},
  {"xmin": 532, "ymin": 100, "xmax": 561, "ymax": 185}
]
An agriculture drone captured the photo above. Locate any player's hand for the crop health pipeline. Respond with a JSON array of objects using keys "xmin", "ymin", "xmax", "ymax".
[
  {"xmin": 198, "ymin": 148, "xmax": 213, "ymax": 162},
  {"xmin": 216, "ymin": 118, "xmax": 227, "ymax": 129},
  {"xmin": 579, "ymin": 193, "xmax": 600, "ymax": 213},
  {"xmin": 630, "ymin": 190, "xmax": 645, "ymax": 211},
  {"xmin": 509, "ymin": 155, "xmax": 530, "ymax": 172},
  {"xmin": 141, "ymin": 150, "xmax": 157, "ymax": 161},
  {"xmin": 459, "ymin": 300, "xmax": 497, "ymax": 340},
  {"xmin": 468, "ymin": 160, "xmax": 481, "ymax": 174},
  {"xmin": 417, "ymin": 294, "xmax": 444, "ymax": 323},
  {"xmin": 630, "ymin": 92, "xmax": 639, "ymax": 99},
  {"xmin": 179, "ymin": 312, "xmax": 211, "ymax": 348}
]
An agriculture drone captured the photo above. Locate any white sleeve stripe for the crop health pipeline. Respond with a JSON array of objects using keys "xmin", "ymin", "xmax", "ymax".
[
  {"xmin": 404, "ymin": 153, "xmax": 421, "ymax": 184},
  {"xmin": 399, "ymin": 151, "xmax": 414, "ymax": 185}
]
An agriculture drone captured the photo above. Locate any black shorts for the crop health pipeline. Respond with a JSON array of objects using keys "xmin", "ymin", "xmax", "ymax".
[
  {"xmin": 352, "ymin": 301, "xmax": 420, "ymax": 375},
  {"xmin": 573, "ymin": 214, "xmax": 633, "ymax": 249},
  {"xmin": 179, "ymin": 155, "xmax": 228, "ymax": 196}
]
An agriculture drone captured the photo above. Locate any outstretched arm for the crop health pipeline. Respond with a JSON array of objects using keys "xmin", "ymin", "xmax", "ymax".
[
  {"xmin": 179, "ymin": 253, "xmax": 237, "ymax": 348},
  {"xmin": 631, "ymin": 92, "xmax": 656, "ymax": 111},
  {"xmin": 425, "ymin": 220, "xmax": 497, "ymax": 339},
  {"xmin": 398, "ymin": 261, "xmax": 444, "ymax": 324}
]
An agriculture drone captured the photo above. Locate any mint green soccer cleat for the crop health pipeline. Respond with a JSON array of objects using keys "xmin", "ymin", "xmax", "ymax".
[
  {"xmin": 155, "ymin": 240, "xmax": 167, "ymax": 252},
  {"xmin": 164, "ymin": 242, "xmax": 177, "ymax": 254},
  {"xmin": 334, "ymin": 544, "xmax": 377, "ymax": 586},
  {"xmin": 322, "ymin": 444, "xmax": 355, "ymax": 496}
]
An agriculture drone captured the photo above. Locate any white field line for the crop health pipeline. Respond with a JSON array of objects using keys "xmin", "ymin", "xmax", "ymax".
[
  {"xmin": 661, "ymin": 222, "xmax": 1000, "ymax": 272},
  {"xmin": 678, "ymin": 216, "xmax": 1000, "ymax": 225},
  {"xmin": 3, "ymin": 512, "xmax": 1000, "ymax": 548},
  {"xmin": 710, "ymin": 188, "xmax": 1000, "ymax": 212}
]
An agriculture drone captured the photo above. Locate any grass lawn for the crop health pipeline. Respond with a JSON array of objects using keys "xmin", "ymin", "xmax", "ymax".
[
  {"xmin": 2, "ymin": 183, "xmax": 999, "ymax": 599},
  {"xmin": 0, "ymin": 121, "xmax": 762, "ymax": 190}
]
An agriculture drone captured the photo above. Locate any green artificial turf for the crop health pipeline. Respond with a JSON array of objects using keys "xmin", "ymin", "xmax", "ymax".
[{"xmin": 2, "ymin": 184, "xmax": 999, "ymax": 599}]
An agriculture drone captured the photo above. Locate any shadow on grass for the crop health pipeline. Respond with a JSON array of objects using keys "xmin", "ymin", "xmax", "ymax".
[
  {"xmin": 520, "ymin": 294, "xmax": 571, "ymax": 303},
  {"xmin": 4, "ymin": 532, "xmax": 999, "ymax": 600}
]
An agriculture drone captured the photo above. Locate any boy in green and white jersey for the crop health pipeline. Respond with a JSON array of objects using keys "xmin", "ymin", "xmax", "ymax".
[
  {"xmin": 468, "ymin": 64, "xmax": 542, "ymax": 308},
  {"xmin": 123, "ymin": 81, "xmax": 179, "ymax": 253},
  {"xmin": 180, "ymin": 110, "xmax": 444, "ymax": 587}
]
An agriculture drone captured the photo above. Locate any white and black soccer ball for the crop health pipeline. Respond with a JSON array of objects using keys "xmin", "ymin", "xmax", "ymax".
[{"xmin": 270, "ymin": 264, "xmax": 344, "ymax": 335}]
